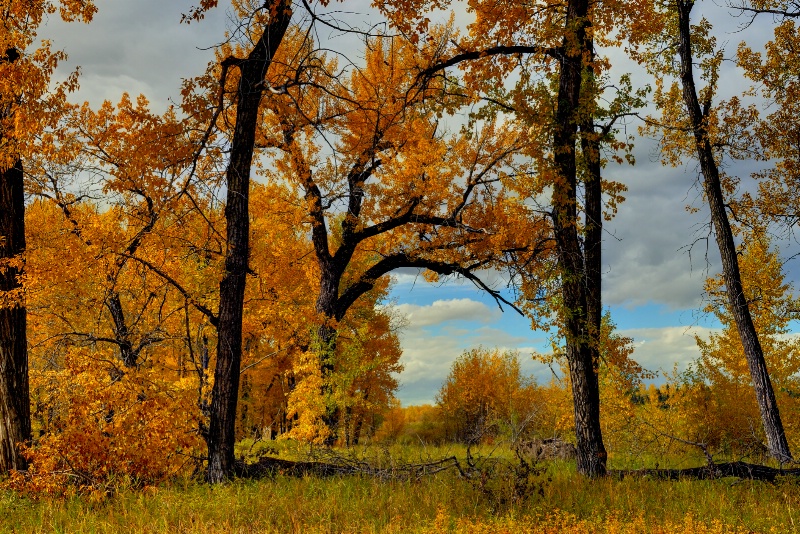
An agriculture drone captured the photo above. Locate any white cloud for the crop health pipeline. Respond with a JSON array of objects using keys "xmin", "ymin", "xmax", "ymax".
[
  {"xmin": 393, "ymin": 302, "xmax": 548, "ymax": 404},
  {"xmin": 620, "ymin": 325, "xmax": 719, "ymax": 376},
  {"xmin": 394, "ymin": 298, "xmax": 499, "ymax": 328}
]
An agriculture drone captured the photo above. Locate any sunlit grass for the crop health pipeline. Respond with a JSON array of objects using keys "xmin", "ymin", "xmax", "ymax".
[{"xmin": 2, "ymin": 444, "xmax": 800, "ymax": 533}]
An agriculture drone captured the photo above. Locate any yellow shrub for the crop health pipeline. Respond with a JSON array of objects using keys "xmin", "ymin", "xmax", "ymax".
[{"xmin": 5, "ymin": 348, "xmax": 204, "ymax": 497}]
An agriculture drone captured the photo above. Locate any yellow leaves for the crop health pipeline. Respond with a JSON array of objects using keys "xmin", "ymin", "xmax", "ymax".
[
  {"xmin": 698, "ymin": 230, "xmax": 800, "ymax": 390},
  {"xmin": 284, "ymin": 351, "xmax": 331, "ymax": 445},
  {"xmin": 435, "ymin": 348, "xmax": 543, "ymax": 442}
]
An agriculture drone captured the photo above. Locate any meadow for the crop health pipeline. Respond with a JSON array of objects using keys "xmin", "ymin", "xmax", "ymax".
[{"xmin": 2, "ymin": 443, "xmax": 798, "ymax": 533}]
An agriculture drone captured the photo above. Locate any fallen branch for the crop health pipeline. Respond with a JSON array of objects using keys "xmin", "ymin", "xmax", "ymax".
[
  {"xmin": 612, "ymin": 461, "xmax": 800, "ymax": 482},
  {"xmin": 232, "ymin": 454, "xmax": 462, "ymax": 480}
]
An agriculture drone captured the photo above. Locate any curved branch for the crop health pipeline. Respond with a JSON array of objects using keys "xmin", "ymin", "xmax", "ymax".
[
  {"xmin": 417, "ymin": 45, "xmax": 562, "ymax": 81},
  {"xmin": 118, "ymin": 252, "xmax": 219, "ymax": 326},
  {"xmin": 334, "ymin": 252, "xmax": 521, "ymax": 321}
]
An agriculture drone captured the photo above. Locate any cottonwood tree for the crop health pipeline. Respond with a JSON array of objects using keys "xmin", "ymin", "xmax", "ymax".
[
  {"xmin": 377, "ymin": 0, "xmax": 649, "ymax": 476},
  {"xmin": 0, "ymin": 0, "xmax": 96, "ymax": 475},
  {"xmin": 694, "ymin": 230, "xmax": 800, "ymax": 455},
  {"xmin": 638, "ymin": 0, "xmax": 792, "ymax": 463},
  {"xmin": 184, "ymin": 0, "xmax": 292, "ymax": 483},
  {"xmin": 258, "ymin": 33, "xmax": 548, "ymax": 440}
]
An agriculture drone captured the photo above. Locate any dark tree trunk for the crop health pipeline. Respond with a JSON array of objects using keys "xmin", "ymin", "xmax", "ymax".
[
  {"xmin": 106, "ymin": 292, "xmax": 136, "ymax": 368},
  {"xmin": 316, "ymin": 272, "xmax": 343, "ymax": 444},
  {"xmin": 0, "ymin": 157, "xmax": 31, "ymax": 474},
  {"xmin": 206, "ymin": 1, "xmax": 291, "ymax": 483},
  {"xmin": 551, "ymin": 0, "xmax": 607, "ymax": 477},
  {"xmin": 351, "ymin": 389, "xmax": 369, "ymax": 446},
  {"xmin": 675, "ymin": 0, "xmax": 792, "ymax": 464},
  {"xmin": 1, "ymin": 46, "xmax": 30, "ymax": 475}
]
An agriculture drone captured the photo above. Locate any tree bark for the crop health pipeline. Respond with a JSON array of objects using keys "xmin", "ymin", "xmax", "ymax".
[
  {"xmin": 0, "ymin": 45, "xmax": 30, "ymax": 475},
  {"xmin": 316, "ymin": 269, "xmax": 344, "ymax": 443},
  {"xmin": 551, "ymin": 0, "xmax": 607, "ymax": 477},
  {"xmin": 206, "ymin": 0, "xmax": 291, "ymax": 483},
  {"xmin": 0, "ymin": 157, "xmax": 31, "ymax": 474},
  {"xmin": 675, "ymin": 0, "xmax": 792, "ymax": 463}
]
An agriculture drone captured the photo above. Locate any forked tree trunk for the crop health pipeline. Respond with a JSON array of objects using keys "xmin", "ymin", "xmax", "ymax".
[
  {"xmin": 551, "ymin": 0, "xmax": 607, "ymax": 477},
  {"xmin": 675, "ymin": 0, "xmax": 792, "ymax": 463},
  {"xmin": 0, "ymin": 157, "xmax": 31, "ymax": 474},
  {"xmin": 206, "ymin": 1, "xmax": 291, "ymax": 483}
]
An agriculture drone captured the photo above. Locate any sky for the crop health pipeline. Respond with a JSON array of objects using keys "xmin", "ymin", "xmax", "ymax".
[{"xmin": 37, "ymin": 0, "xmax": 798, "ymax": 405}]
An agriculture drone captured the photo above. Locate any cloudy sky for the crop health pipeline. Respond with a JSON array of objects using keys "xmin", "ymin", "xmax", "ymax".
[{"xmin": 38, "ymin": 0, "xmax": 796, "ymax": 405}]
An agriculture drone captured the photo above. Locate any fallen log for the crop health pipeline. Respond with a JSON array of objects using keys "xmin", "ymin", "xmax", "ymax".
[
  {"xmin": 612, "ymin": 461, "xmax": 800, "ymax": 482},
  {"xmin": 234, "ymin": 454, "xmax": 800, "ymax": 483},
  {"xmin": 233, "ymin": 454, "xmax": 462, "ymax": 480}
]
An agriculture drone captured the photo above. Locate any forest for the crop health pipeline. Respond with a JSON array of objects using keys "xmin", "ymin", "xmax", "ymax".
[{"xmin": 3, "ymin": 0, "xmax": 800, "ymax": 531}]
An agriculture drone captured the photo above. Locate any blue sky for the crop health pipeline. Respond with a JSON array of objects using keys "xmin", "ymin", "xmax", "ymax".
[
  {"xmin": 387, "ymin": 276, "xmax": 725, "ymax": 405},
  {"xmin": 40, "ymin": 0, "xmax": 800, "ymax": 407}
]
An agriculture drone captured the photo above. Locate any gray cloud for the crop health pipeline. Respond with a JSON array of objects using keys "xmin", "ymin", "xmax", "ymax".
[
  {"xmin": 43, "ymin": 0, "xmax": 228, "ymax": 110},
  {"xmin": 602, "ymin": 140, "xmax": 721, "ymax": 310}
]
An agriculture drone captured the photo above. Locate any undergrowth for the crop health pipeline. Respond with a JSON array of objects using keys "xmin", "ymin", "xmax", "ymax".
[{"xmin": 3, "ymin": 452, "xmax": 800, "ymax": 533}]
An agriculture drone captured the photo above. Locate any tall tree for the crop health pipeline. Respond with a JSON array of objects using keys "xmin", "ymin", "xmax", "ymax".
[
  {"xmin": 0, "ymin": 48, "xmax": 28, "ymax": 473},
  {"xmin": 205, "ymin": 0, "xmax": 292, "ymax": 483},
  {"xmin": 548, "ymin": 0, "xmax": 608, "ymax": 477},
  {"xmin": 376, "ymin": 0, "xmax": 647, "ymax": 476},
  {"xmin": 675, "ymin": 0, "xmax": 791, "ymax": 463},
  {"xmin": 640, "ymin": 0, "xmax": 792, "ymax": 463},
  {"xmin": 0, "ymin": 0, "xmax": 96, "ymax": 475},
  {"xmin": 261, "ymin": 34, "xmax": 547, "ymax": 439}
]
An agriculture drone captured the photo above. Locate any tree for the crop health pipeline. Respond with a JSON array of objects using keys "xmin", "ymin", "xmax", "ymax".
[
  {"xmin": 0, "ymin": 0, "xmax": 96, "ymax": 475},
  {"xmin": 376, "ymin": 0, "xmax": 649, "ymax": 477},
  {"xmin": 693, "ymin": 230, "xmax": 800, "ymax": 455},
  {"xmin": 547, "ymin": 0, "xmax": 606, "ymax": 477},
  {"xmin": 436, "ymin": 348, "xmax": 539, "ymax": 443},
  {"xmin": 260, "ymin": 33, "xmax": 547, "ymax": 440},
  {"xmin": 202, "ymin": 0, "xmax": 292, "ymax": 483},
  {"xmin": 639, "ymin": 0, "xmax": 792, "ymax": 463}
]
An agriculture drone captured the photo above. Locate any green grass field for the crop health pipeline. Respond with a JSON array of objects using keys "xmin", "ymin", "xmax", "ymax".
[{"xmin": 2, "ymin": 444, "xmax": 799, "ymax": 533}]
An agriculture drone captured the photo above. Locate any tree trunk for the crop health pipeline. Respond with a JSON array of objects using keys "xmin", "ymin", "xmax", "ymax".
[
  {"xmin": 206, "ymin": 1, "xmax": 291, "ymax": 483},
  {"xmin": 551, "ymin": 0, "xmax": 607, "ymax": 477},
  {"xmin": 675, "ymin": 0, "xmax": 792, "ymax": 463},
  {"xmin": 106, "ymin": 292, "xmax": 136, "ymax": 368},
  {"xmin": 316, "ymin": 270, "xmax": 343, "ymax": 444},
  {"xmin": 0, "ymin": 157, "xmax": 31, "ymax": 474}
]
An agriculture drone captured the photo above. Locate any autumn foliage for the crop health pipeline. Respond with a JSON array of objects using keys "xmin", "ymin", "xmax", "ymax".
[{"xmin": 5, "ymin": 0, "xmax": 800, "ymax": 512}]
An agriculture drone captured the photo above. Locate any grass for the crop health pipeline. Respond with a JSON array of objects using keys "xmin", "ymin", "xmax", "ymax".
[{"xmin": 2, "ymin": 445, "xmax": 800, "ymax": 533}]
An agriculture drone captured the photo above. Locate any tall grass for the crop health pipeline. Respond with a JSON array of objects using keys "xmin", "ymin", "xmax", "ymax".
[{"xmin": 2, "ymin": 445, "xmax": 799, "ymax": 533}]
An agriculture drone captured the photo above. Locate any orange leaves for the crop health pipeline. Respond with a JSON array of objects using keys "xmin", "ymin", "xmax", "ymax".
[
  {"xmin": 8, "ymin": 348, "xmax": 203, "ymax": 497},
  {"xmin": 69, "ymin": 94, "xmax": 195, "ymax": 200},
  {"xmin": 0, "ymin": 1, "xmax": 95, "ymax": 171},
  {"xmin": 182, "ymin": 0, "xmax": 219, "ymax": 23}
]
